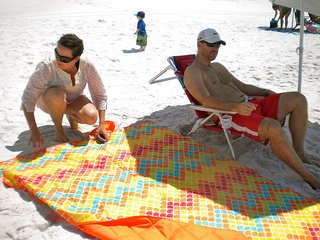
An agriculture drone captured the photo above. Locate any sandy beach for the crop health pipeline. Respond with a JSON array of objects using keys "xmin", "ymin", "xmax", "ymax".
[{"xmin": 0, "ymin": 0, "xmax": 320, "ymax": 239}]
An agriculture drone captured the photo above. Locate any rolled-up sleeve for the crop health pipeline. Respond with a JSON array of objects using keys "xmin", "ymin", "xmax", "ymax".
[
  {"xmin": 85, "ymin": 61, "xmax": 107, "ymax": 110},
  {"xmin": 21, "ymin": 61, "xmax": 53, "ymax": 112}
]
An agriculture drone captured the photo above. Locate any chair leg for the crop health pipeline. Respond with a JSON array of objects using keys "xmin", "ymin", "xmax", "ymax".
[
  {"xmin": 222, "ymin": 129, "xmax": 236, "ymax": 160},
  {"xmin": 149, "ymin": 65, "xmax": 175, "ymax": 84},
  {"xmin": 187, "ymin": 113, "xmax": 216, "ymax": 136},
  {"xmin": 188, "ymin": 112, "xmax": 237, "ymax": 159},
  {"xmin": 217, "ymin": 113, "xmax": 236, "ymax": 160}
]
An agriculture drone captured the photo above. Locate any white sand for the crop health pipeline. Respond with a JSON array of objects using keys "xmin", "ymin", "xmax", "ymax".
[{"xmin": 0, "ymin": 0, "xmax": 319, "ymax": 239}]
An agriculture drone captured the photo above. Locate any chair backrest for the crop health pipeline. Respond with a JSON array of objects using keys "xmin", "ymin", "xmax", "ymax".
[
  {"xmin": 309, "ymin": 13, "xmax": 320, "ymax": 24},
  {"xmin": 168, "ymin": 54, "xmax": 209, "ymax": 119}
]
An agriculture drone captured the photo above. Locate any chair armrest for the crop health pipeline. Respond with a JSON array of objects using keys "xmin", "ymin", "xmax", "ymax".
[{"xmin": 188, "ymin": 104, "xmax": 237, "ymax": 114}]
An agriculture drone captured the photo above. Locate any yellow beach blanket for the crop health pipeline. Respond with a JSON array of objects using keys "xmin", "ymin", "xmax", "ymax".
[{"xmin": 0, "ymin": 121, "xmax": 319, "ymax": 239}]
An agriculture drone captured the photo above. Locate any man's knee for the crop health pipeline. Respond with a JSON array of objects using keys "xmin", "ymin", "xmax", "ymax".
[
  {"xmin": 43, "ymin": 87, "xmax": 66, "ymax": 103},
  {"xmin": 259, "ymin": 118, "xmax": 285, "ymax": 140},
  {"xmin": 83, "ymin": 108, "xmax": 98, "ymax": 125},
  {"xmin": 280, "ymin": 91, "xmax": 308, "ymax": 113},
  {"xmin": 294, "ymin": 92, "xmax": 308, "ymax": 107},
  {"xmin": 287, "ymin": 91, "xmax": 308, "ymax": 111}
]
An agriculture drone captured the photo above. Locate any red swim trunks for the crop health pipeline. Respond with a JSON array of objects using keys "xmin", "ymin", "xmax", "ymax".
[{"xmin": 227, "ymin": 93, "xmax": 282, "ymax": 143}]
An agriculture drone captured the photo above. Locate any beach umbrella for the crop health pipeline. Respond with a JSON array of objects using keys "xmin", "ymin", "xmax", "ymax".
[{"xmin": 269, "ymin": 0, "xmax": 320, "ymax": 92}]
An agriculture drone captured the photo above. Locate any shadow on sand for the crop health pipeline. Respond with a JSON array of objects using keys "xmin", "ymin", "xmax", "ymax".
[
  {"xmin": 122, "ymin": 109, "xmax": 319, "ymax": 221},
  {"xmin": 257, "ymin": 26, "xmax": 314, "ymax": 34},
  {"xmin": 122, "ymin": 48, "xmax": 141, "ymax": 53},
  {"xmin": 4, "ymin": 125, "xmax": 90, "ymax": 158},
  {"xmin": 1, "ymin": 105, "xmax": 319, "ymax": 239}
]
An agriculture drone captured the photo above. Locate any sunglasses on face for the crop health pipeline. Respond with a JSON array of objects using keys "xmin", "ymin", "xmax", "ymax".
[
  {"xmin": 201, "ymin": 41, "xmax": 221, "ymax": 48},
  {"xmin": 54, "ymin": 48, "xmax": 76, "ymax": 63}
]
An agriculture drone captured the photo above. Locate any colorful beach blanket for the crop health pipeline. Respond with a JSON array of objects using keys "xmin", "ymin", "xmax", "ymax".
[{"xmin": 1, "ymin": 121, "xmax": 319, "ymax": 239}]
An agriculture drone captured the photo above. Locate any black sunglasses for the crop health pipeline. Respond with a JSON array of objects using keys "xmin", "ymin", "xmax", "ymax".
[
  {"xmin": 54, "ymin": 48, "xmax": 76, "ymax": 63},
  {"xmin": 201, "ymin": 41, "xmax": 221, "ymax": 48}
]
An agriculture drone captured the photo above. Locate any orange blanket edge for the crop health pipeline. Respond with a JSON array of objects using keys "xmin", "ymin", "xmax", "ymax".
[{"xmin": 75, "ymin": 216, "xmax": 248, "ymax": 240}]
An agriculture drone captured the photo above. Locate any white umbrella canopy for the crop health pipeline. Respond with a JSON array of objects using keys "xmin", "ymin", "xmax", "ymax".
[
  {"xmin": 270, "ymin": 0, "xmax": 320, "ymax": 16},
  {"xmin": 269, "ymin": 0, "xmax": 320, "ymax": 92}
]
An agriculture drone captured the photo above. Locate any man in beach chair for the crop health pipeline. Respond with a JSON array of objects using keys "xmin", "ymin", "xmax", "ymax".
[
  {"xmin": 181, "ymin": 28, "xmax": 320, "ymax": 190},
  {"xmin": 150, "ymin": 54, "xmax": 244, "ymax": 160}
]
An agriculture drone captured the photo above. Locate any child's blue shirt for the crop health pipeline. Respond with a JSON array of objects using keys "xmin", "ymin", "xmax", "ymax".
[{"xmin": 137, "ymin": 19, "xmax": 146, "ymax": 35}]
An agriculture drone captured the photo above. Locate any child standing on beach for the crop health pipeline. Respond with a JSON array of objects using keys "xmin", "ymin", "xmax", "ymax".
[{"xmin": 134, "ymin": 11, "xmax": 147, "ymax": 51}]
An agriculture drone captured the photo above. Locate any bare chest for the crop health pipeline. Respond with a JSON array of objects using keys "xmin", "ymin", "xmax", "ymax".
[
  {"xmin": 201, "ymin": 66, "xmax": 243, "ymax": 101},
  {"xmin": 202, "ymin": 66, "xmax": 232, "ymax": 87}
]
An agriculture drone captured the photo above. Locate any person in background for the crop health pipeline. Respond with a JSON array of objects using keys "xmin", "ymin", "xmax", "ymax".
[
  {"xmin": 270, "ymin": 4, "xmax": 279, "ymax": 28},
  {"xmin": 184, "ymin": 28, "xmax": 320, "ymax": 190},
  {"xmin": 272, "ymin": 3, "xmax": 280, "ymax": 20},
  {"xmin": 21, "ymin": 33, "xmax": 109, "ymax": 147},
  {"xmin": 272, "ymin": 4, "xmax": 291, "ymax": 29},
  {"xmin": 134, "ymin": 11, "xmax": 147, "ymax": 51},
  {"xmin": 277, "ymin": 5, "xmax": 292, "ymax": 29}
]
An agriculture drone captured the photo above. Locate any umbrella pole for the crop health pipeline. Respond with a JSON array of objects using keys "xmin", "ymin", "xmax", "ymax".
[
  {"xmin": 297, "ymin": 0, "xmax": 304, "ymax": 93},
  {"xmin": 291, "ymin": 9, "xmax": 294, "ymax": 28}
]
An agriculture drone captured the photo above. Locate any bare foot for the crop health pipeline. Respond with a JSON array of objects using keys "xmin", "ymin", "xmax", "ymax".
[
  {"xmin": 55, "ymin": 131, "xmax": 69, "ymax": 143},
  {"xmin": 304, "ymin": 172, "xmax": 320, "ymax": 190},
  {"xmin": 67, "ymin": 114, "xmax": 80, "ymax": 130},
  {"xmin": 299, "ymin": 153, "xmax": 320, "ymax": 167},
  {"xmin": 307, "ymin": 180, "xmax": 320, "ymax": 190},
  {"xmin": 307, "ymin": 154, "xmax": 320, "ymax": 167},
  {"xmin": 300, "ymin": 155, "xmax": 313, "ymax": 164}
]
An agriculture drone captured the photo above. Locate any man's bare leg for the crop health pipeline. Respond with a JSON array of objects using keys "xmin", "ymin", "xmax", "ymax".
[
  {"xmin": 284, "ymin": 10, "xmax": 291, "ymax": 29},
  {"xmin": 277, "ymin": 92, "xmax": 311, "ymax": 163},
  {"xmin": 66, "ymin": 95, "xmax": 98, "ymax": 126},
  {"xmin": 66, "ymin": 114, "xmax": 79, "ymax": 130},
  {"xmin": 259, "ymin": 119, "xmax": 320, "ymax": 189},
  {"xmin": 280, "ymin": 18, "xmax": 284, "ymax": 28},
  {"xmin": 40, "ymin": 87, "xmax": 68, "ymax": 143}
]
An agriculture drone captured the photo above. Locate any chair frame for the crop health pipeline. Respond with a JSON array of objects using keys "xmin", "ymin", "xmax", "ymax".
[{"xmin": 149, "ymin": 54, "xmax": 244, "ymax": 159}]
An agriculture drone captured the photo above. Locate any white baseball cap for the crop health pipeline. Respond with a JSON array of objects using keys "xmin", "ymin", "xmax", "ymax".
[{"xmin": 197, "ymin": 28, "xmax": 226, "ymax": 45}]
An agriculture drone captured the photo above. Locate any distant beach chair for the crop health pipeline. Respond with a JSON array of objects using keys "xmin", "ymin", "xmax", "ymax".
[
  {"xmin": 292, "ymin": 11, "xmax": 320, "ymax": 31},
  {"xmin": 305, "ymin": 13, "xmax": 320, "ymax": 33},
  {"xmin": 149, "ymin": 54, "xmax": 248, "ymax": 159},
  {"xmin": 308, "ymin": 13, "xmax": 320, "ymax": 24}
]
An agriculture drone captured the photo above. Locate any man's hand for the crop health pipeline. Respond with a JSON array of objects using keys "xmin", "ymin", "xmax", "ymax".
[
  {"xmin": 265, "ymin": 89, "xmax": 276, "ymax": 96},
  {"xmin": 29, "ymin": 129, "xmax": 44, "ymax": 148},
  {"xmin": 95, "ymin": 125, "xmax": 112, "ymax": 142},
  {"xmin": 237, "ymin": 102, "xmax": 257, "ymax": 116}
]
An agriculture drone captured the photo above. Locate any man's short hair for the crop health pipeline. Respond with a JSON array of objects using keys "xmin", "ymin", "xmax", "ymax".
[{"xmin": 57, "ymin": 34, "xmax": 84, "ymax": 57}]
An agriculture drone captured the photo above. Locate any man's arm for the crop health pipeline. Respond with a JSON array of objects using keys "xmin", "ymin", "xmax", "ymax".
[
  {"xmin": 184, "ymin": 66, "xmax": 256, "ymax": 115},
  {"xmin": 21, "ymin": 61, "xmax": 52, "ymax": 148},
  {"xmin": 233, "ymin": 78, "xmax": 275, "ymax": 96},
  {"xmin": 217, "ymin": 63, "xmax": 275, "ymax": 96},
  {"xmin": 184, "ymin": 66, "xmax": 257, "ymax": 116},
  {"xmin": 134, "ymin": 29, "xmax": 140, "ymax": 34},
  {"xmin": 22, "ymin": 105, "xmax": 44, "ymax": 148},
  {"xmin": 95, "ymin": 110, "xmax": 112, "ymax": 142}
]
